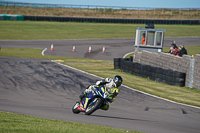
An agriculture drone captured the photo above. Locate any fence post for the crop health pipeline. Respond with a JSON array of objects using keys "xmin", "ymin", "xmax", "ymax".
[
  {"xmin": 22, "ymin": 3, "xmax": 24, "ymax": 10},
  {"xmin": 6, "ymin": 2, "xmax": 8, "ymax": 9},
  {"xmin": 188, "ymin": 58, "xmax": 195, "ymax": 88},
  {"xmin": 197, "ymin": 8, "xmax": 199, "ymax": 14},
  {"xmin": 30, "ymin": 3, "xmax": 32, "ymax": 9},
  {"xmin": 145, "ymin": 8, "xmax": 147, "ymax": 15},
  {"xmin": 137, "ymin": 8, "xmax": 139, "ymax": 14},
  {"xmin": 179, "ymin": 8, "xmax": 181, "ymax": 14},
  {"xmin": 162, "ymin": 8, "xmax": 164, "ymax": 14}
]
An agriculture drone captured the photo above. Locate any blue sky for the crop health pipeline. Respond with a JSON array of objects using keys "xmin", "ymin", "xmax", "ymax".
[{"xmin": 2, "ymin": 0, "xmax": 200, "ymax": 8}]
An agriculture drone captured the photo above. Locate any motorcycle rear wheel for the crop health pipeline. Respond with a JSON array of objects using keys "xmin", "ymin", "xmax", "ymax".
[
  {"xmin": 85, "ymin": 98, "xmax": 102, "ymax": 115},
  {"xmin": 72, "ymin": 102, "xmax": 80, "ymax": 114}
]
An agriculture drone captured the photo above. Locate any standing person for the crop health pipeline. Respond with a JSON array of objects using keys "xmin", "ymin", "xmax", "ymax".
[
  {"xmin": 170, "ymin": 43, "xmax": 179, "ymax": 55},
  {"xmin": 142, "ymin": 33, "xmax": 145, "ymax": 45},
  {"xmin": 179, "ymin": 45, "xmax": 187, "ymax": 57},
  {"xmin": 168, "ymin": 47, "xmax": 175, "ymax": 54},
  {"xmin": 168, "ymin": 47, "xmax": 179, "ymax": 56},
  {"xmin": 171, "ymin": 43, "xmax": 178, "ymax": 50}
]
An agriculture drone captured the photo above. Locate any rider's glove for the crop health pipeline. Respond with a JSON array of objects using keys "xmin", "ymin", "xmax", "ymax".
[
  {"xmin": 105, "ymin": 78, "xmax": 111, "ymax": 82},
  {"xmin": 96, "ymin": 78, "xmax": 111, "ymax": 86},
  {"xmin": 96, "ymin": 81, "xmax": 101, "ymax": 86}
]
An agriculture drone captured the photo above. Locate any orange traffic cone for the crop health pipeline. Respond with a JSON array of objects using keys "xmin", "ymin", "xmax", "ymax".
[
  {"xmin": 89, "ymin": 46, "xmax": 92, "ymax": 53},
  {"xmin": 102, "ymin": 46, "xmax": 105, "ymax": 53},
  {"xmin": 51, "ymin": 43, "xmax": 54, "ymax": 51},
  {"xmin": 72, "ymin": 45, "xmax": 75, "ymax": 52}
]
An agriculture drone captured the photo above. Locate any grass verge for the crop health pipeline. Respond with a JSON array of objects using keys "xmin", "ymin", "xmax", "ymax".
[
  {"xmin": 1, "ymin": 48, "xmax": 200, "ymax": 108},
  {"xmin": 0, "ymin": 111, "xmax": 139, "ymax": 133},
  {"xmin": 0, "ymin": 21, "xmax": 200, "ymax": 40}
]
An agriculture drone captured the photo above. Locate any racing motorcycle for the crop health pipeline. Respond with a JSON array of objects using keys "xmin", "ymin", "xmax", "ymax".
[{"xmin": 72, "ymin": 85, "xmax": 112, "ymax": 115}]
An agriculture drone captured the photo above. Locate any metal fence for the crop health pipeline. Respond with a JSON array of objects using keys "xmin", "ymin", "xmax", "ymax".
[{"xmin": 0, "ymin": 2, "xmax": 199, "ymax": 15}]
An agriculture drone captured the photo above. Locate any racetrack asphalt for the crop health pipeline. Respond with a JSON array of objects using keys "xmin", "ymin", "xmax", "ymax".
[
  {"xmin": 0, "ymin": 37, "xmax": 199, "ymax": 60},
  {"xmin": 0, "ymin": 37, "xmax": 200, "ymax": 133}
]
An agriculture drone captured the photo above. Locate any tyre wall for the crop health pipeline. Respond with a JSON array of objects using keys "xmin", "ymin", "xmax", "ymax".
[
  {"xmin": 24, "ymin": 16, "xmax": 200, "ymax": 25},
  {"xmin": 114, "ymin": 58, "xmax": 186, "ymax": 87}
]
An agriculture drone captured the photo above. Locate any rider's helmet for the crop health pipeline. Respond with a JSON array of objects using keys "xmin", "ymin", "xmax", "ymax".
[{"xmin": 113, "ymin": 75, "xmax": 123, "ymax": 87}]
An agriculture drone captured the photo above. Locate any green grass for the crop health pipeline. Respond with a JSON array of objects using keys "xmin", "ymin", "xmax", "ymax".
[
  {"xmin": 0, "ymin": 111, "xmax": 139, "ymax": 133},
  {"xmin": 1, "ymin": 47, "xmax": 200, "ymax": 108},
  {"xmin": 0, "ymin": 21, "xmax": 200, "ymax": 40}
]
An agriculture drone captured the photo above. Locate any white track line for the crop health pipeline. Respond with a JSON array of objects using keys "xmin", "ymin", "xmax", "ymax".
[
  {"xmin": 123, "ymin": 51, "xmax": 134, "ymax": 58},
  {"xmin": 42, "ymin": 48, "xmax": 47, "ymax": 56},
  {"xmin": 51, "ymin": 59, "xmax": 200, "ymax": 110}
]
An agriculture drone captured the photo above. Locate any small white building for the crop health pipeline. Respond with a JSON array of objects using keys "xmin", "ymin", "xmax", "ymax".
[{"xmin": 135, "ymin": 24, "xmax": 166, "ymax": 53}]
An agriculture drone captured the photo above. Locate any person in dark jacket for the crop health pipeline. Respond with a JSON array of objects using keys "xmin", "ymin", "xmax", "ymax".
[
  {"xmin": 168, "ymin": 42, "xmax": 179, "ymax": 55},
  {"xmin": 179, "ymin": 45, "xmax": 187, "ymax": 57},
  {"xmin": 171, "ymin": 43, "xmax": 178, "ymax": 50},
  {"xmin": 168, "ymin": 47, "xmax": 179, "ymax": 56}
]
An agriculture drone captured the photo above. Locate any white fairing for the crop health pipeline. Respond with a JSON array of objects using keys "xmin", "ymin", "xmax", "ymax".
[{"xmin": 74, "ymin": 103, "xmax": 79, "ymax": 109}]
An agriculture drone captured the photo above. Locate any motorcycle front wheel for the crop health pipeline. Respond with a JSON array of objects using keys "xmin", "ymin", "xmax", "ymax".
[
  {"xmin": 72, "ymin": 102, "xmax": 80, "ymax": 114},
  {"xmin": 85, "ymin": 98, "xmax": 102, "ymax": 115}
]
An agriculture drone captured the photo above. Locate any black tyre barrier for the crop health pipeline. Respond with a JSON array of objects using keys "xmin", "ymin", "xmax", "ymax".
[
  {"xmin": 135, "ymin": 63, "xmax": 141, "ymax": 69},
  {"xmin": 114, "ymin": 58, "xmax": 121, "ymax": 70},
  {"xmin": 114, "ymin": 58, "xmax": 186, "ymax": 87},
  {"xmin": 24, "ymin": 16, "xmax": 200, "ymax": 25}
]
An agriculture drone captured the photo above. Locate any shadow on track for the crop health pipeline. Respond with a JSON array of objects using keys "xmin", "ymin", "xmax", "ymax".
[{"xmin": 85, "ymin": 114, "xmax": 156, "ymax": 122}]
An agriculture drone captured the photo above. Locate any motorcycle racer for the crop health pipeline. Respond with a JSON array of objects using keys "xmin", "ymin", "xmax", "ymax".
[{"xmin": 79, "ymin": 75, "xmax": 123, "ymax": 110}]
